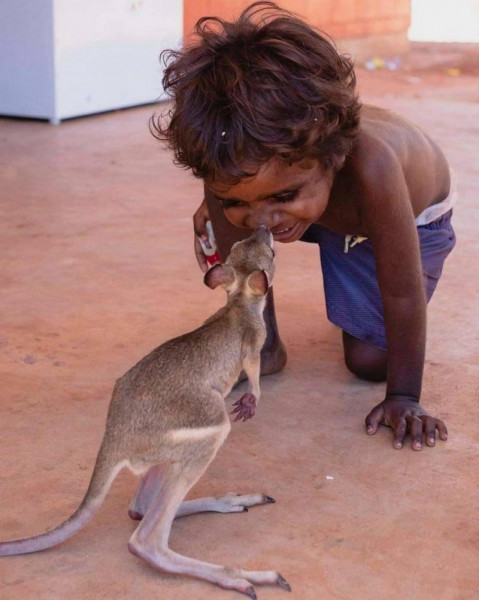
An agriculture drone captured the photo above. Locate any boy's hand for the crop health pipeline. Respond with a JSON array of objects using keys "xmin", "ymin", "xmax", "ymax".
[
  {"xmin": 193, "ymin": 198, "xmax": 210, "ymax": 273},
  {"xmin": 365, "ymin": 395, "xmax": 448, "ymax": 450}
]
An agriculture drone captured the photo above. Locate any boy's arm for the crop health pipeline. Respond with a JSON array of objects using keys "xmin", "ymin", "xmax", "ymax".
[{"xmin": 356, "ymin": 141, "xmax": 448, "ymax": 450}]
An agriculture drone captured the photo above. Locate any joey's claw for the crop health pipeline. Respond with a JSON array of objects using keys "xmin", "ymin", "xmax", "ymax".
[
  {"xmin": 245, "ymin": 585, "xmax": 257, "ymax": 600},
  {"xmin": 265, "ymin": 496, "xmax": 276, "ymax": 503},
  {"xmin": 232, "ymin": 393, "xmax": 257, "ymax": 423},
  {"xmin": 277, "ymin": 574, "xmax": 292, "ymax": 591}
]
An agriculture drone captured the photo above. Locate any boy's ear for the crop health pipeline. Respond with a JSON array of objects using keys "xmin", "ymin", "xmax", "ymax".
[
  {"xmin": 246, "ymin": 270, "xmax": 270, "ymax": 296},
  {"xmin": 203, "ymin": 264, "xmax": 235, "ymax": 289}
]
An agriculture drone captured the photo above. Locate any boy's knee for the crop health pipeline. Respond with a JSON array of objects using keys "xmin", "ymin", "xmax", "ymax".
[{"xmin": 342, "ymin": 331, "xmax": 387, "ymax": 382}]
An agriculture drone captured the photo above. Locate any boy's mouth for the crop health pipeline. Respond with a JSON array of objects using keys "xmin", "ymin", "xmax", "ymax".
[
  {"xmin": 273, "ymin": 226, "xmax": 293, "ymax": 234},
  {"xmin": 271, "ymin": 222, "xmax": 304, "ymax": 242}
]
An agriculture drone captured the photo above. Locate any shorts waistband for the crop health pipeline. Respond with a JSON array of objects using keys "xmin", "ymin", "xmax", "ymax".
[{"xmin": 415, "ymin": 168, "xmax": 458, "ymax": 226}]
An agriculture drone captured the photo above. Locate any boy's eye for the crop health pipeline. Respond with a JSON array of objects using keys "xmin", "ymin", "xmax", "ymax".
[
  {"xmin": 218, "ymin": 198, "xmax": 243, "ymax": 210},
  {"xmin": 216, "ymin": 188, "xmax": 300, "ymax": 210},
  {"xmin": 272, "ymin": 189, "xmax": 299, "ymax": 203}
]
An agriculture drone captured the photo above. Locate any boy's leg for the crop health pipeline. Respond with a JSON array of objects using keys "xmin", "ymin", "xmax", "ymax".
[
  {"xmin": 311, "ymin": 210, "xmax": 455, "ymax": 383},
  {"xmin": 204, "ymin": 186, "xmax": 287, "ymax": 375},
  {"xmin": 301, "ymin": 224, "xmax": 389, "ymax": 381},
  {"xmin": 342, "ymin": 331, "xmax": 387, "ymax": 382}
]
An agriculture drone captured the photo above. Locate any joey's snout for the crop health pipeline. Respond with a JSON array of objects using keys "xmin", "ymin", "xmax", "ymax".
[{"xmin": 252, "ymin": 226, "xmax": 273, "ymax": 248}]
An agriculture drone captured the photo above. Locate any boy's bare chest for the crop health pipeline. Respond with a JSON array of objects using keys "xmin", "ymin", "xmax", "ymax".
[{"xmin": 317, "ymin": 181, "xmax": 368, "ymax": 237}]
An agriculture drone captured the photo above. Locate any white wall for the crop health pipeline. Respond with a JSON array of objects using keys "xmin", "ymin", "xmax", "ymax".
[
  {"xmin": 54, "ymin": 0, "xmax": 183, "ymax": 121},
  {"xmin": 409, "ymin": 0, "xmax": 479, "ymax": 42},
  {"xmin": 0, "ymin": 0, "xmax": 56, "ymax": 119},
  {"xmin": 0, "ymin": 0, "xmax": 183, "ymax": 122}
]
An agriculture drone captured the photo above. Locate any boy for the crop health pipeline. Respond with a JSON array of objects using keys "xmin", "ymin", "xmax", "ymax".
[{"xmin": 152, "ymin": 2, "xmax": 455, "ymax": 451}]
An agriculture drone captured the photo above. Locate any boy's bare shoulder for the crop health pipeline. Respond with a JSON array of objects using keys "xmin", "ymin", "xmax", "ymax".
[
  {"xmin": 354, "ymin": 104, "xmax": 431, "ymax": 173},
  {"xmin": 346, "ymin": 104, "xmax": 450, "ymax": 214}
]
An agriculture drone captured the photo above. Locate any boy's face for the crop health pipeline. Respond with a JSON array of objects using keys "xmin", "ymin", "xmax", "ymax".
[{"xmin": 207, "ymin": 159, "xmax": 333, "ymax": 243}]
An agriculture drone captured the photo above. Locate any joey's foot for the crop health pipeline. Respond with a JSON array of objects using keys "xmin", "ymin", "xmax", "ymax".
[
  {"xmin": 129, "ymin": 537, "xmax": 291, "ymax": 597},
  {"xmin": 129, "ymin": 538, "xmax": 291, "ymax": 597},
  {"xmin": 235, "ymin": 572, "xmax": 291, "ymax": 598},
  {"xmin": 278, "ymin": 574, "xmax": 292, "ymax": 591},
  {"xmin": 232, "ymin": 393, "xmax": 257, "ymax": 422},
  {"xmin": 215, "ymin": 492, "xmax": 276, "ymax": 513},
  {"xmin": 223, "ymin": 571, "xmax": 291, "ymax": 598}
]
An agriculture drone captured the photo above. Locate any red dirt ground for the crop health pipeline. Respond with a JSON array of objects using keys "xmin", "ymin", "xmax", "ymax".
[{"xmin": 0, "ymin": 43, "xmax": 478, "ymax": 600}]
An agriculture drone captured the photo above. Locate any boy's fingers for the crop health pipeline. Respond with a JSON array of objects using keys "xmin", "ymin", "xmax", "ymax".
[
  {"xmin": 422, "ymin": 416, "xmax": 437, "ymax": 446},
  {"xmin": 407, "ymin": 416, "xmax": 423, "ymax": 450},
  {"xmin": 194, "ymin": 236, "xmax": 208, "ymax": 273},
  {"xmin": 192, "ymin": 199, "xmax": 210, "ymax": 238},
  {"xmin": 193, "ymin": 224, "xmax": 208, "ymax": 240},
  {"xmin": 435, "ymin": 419, "xmax": 448, "ymax": 441},
  {"xmin": 393, "ymin": 417, "xmax": 407, "ymax": 449},
  {"xmin": 193, "ymin": 199, "xmax": 211, "ymax": 273},
  {"xmin": 365, "ymin": 405, "xmax": 383, "ymax": 435},
  {"xmin": 193, "ymin": 221, "xmax": 208, "ymax": 239}
]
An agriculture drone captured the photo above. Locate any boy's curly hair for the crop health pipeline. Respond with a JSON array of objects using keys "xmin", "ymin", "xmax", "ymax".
[{"xmin": 151, "ymin": 1, "xmax": 361, "ymax": 184}]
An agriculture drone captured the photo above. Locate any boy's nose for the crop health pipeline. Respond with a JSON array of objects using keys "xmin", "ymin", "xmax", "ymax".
[{"xmin": 246, "ymin": 206, "xmax": 282, "ymax": 230}]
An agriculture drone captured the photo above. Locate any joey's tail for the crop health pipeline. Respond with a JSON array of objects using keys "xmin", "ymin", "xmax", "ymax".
[{"xmin": 0, "ymin": 443, "xmax": 124, "ymax": 556}]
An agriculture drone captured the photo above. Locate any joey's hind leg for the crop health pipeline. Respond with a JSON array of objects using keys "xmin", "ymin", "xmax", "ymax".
[
  {"xmin": 127, "ymin": 461, "xmax": 237, "ymax": 522},
  {"xmin": 129, "ymin": 464, "xmax": 166, "ymax": 521},
  {"xmin": 128, "ymin": 454, "xmax": 290, "ymax": 596},
  {"xmin": 130, "ymin": 469, "xmax": 276, "ymax": 521},
  {"xmin": 175, "ymin": 492, "xmax": 276, "ymax": 518}
]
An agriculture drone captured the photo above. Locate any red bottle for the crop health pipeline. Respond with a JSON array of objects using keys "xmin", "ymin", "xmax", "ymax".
[{"xmin": 199, "ymin": 220, "xmax": 221, "ymax": 267}]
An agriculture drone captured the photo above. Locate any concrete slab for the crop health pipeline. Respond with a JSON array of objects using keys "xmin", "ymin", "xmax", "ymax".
[{"xmin": 0, "ymin": 44, "xmax": 478, "ymax": 600}]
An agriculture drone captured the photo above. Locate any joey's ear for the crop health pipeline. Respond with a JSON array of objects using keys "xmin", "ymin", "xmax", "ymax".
[
  {"xmin": 203, "ymin": 264, "xmax": 235, "ymax": 289},
  {"xmin": 246, "ymin": 270, "xmax": 270, "ymax": 296}
]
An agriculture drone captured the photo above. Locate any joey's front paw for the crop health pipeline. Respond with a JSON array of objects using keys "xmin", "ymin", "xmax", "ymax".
[{"xmin": 232, "ymin": 393, "xmax": 257, "ymax": 422}]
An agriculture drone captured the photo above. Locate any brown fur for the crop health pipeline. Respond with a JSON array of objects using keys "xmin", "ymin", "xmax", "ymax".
[{"xmin": 0, "ymin": 227, "xmax": 290, "ymax": 598}]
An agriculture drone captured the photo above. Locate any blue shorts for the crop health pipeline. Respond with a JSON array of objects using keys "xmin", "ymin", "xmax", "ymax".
[{"xmin": 300, "ymin": 210, "xmax": 456, "ymax": 350}]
